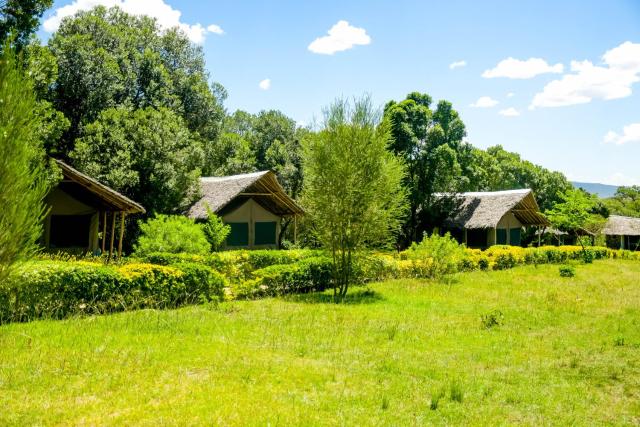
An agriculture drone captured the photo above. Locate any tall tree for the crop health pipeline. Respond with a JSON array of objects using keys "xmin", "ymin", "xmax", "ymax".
[
  {"xmin": 605, "ymin": 186, "xmax": 640, "ymax": 218},
  {"xmin": 0, "ymin": 47, "xmax": 51, "ymax": 283},
  {"xmin": 0, "ymin": 0, "xmax": 52, "ymax": 50},
  {"xmin": 44, "ymin": 6, "xmax": 225, "ymax": 160},
  {"xmin": 71, "ymin": 107, "xmax": 203, "ymax": 215},
  {"xmin": 302, "ymin": 97, "xmax": 407, "ymax": 298},
  {"xmin": 383, "ymin": 92, "xmax": 468, "ymax": 245}
]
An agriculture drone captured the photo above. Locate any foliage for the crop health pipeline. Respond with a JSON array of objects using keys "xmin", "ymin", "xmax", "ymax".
[
  {"xmin": 45, "ymin": 6, "xmax": 225, "ymax": 158},
  {"xmin": 468, "ymin": 145, "xmax": 572, "ymax": 212},
  {"xmin": 71, "ymin": 106, "xmax": 203, "ymax": 214},
  {"xmin": 546, "ymin": 188, "xmax": 607, "ymax": 258},
  {"xmin": 0, "ymin": 260, "xmax": 224, "ymax": 322},
  {"xmin": 481, "ymin": 310, "xmax": 504, "ymax": 329},
  {"xmin": 402, "ymin": 232, "xmax": 467, "ymax": 278},
  {"xmin": 0, "ymin": 0, "xmax": 52, "ymax": 51},
  {"xmin": 559, "ymin": 264, "xmax": 576, "ymax": 277},
  {"xmin": 236, "ymin": 256, "xmax": 333, "ymax": 299},
  {"xmin": 302, "ymin": 96, "xmax": 408, "ymax": 298},
  {"xmin": 134, "ymin": 215, "xmax": 211, "ymax": 256},
  {"xmin": 605, "ymin": 186, "xmax": 640, "ymax": 218},
  {"xmin": 202, "ymin": 207, "xmax": 230, "ymax": 251},
  {"xmin": 0, "ymin": 47, "xmax": 51, "ymax": 284},
  {"xmin": 383, "ymin": 92, "xmax": 469, "ymax": 244}
]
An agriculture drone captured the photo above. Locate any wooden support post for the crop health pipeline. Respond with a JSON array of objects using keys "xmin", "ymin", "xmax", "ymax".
[
  {"xmin": 101, "ymin": 211, "xmax": 107, "ymax": 254},
  {"xmin": 294, "ymin": 215, "xmax": 297, "ymax": 244},
  {"xmin": 118, "ymin": 212, "xmax": 126, "ymax": 259},
  {"xmin": 620, "ymin": 235, "xmax": 625, "ymax": 250},
  {"xmin": 108, "ymin": 212, "xmax": 116, "ymax": 262}
]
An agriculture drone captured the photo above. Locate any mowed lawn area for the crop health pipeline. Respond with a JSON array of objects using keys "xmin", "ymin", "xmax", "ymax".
[{"xmin": 1, "ymin": 260, "xmax": 639, "ymax": 425}]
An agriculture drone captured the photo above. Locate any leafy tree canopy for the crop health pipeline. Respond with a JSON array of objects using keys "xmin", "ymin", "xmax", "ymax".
[
  {"xmin": 0, "ymin": 0, "xmax": 52, "ymax": 50},
  {"xmin": 71, "ymin": 106, "xmax": 203, "ymax": 215},
  {"xmin": 605, "ymin": 186, "xmax": 640, "ymax": 218},
  {"xmin": 43, "ymin": 6, "xmax": 225, "ymax": 159}
]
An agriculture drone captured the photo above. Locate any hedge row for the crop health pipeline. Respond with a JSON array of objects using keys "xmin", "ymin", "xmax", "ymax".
[{"xmin": 0, "ymin": 261, "xmax": 225, "ymax": 323}]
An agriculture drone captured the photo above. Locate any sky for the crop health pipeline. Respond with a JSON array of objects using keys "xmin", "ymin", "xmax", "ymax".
[{"xmin": 39, "ymin": 0, "xmax": 640, "ymax": 186}]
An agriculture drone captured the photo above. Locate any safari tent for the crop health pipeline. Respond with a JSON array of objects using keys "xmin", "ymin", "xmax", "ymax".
[
  {"xmin": 187, "ymin": 171, "xmax": 304, "ymax": 249},
  {"xmin": 43, "ymin": 160, "xmax": 145, "ymax": 257},
  {"xmin": 439, "ymin": 189, "xmax": 549, "ymax": 248},
  {"xmin": 602, "ymin": 215, "xmax": 640, "ymax": 250}
]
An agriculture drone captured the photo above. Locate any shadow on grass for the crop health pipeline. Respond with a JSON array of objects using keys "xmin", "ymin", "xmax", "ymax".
[{"xmin": 283, "ymin": 288, "xmax": 384, "ymax": 305}]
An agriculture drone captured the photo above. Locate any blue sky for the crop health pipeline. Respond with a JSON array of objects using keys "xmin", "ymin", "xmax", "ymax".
[{"xmin": 40, "ymin": 0, "xmax": 640, "ymax": 185}]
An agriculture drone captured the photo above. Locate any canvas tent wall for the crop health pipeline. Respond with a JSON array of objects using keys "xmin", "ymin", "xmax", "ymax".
[
  {"xmin": 44, "ymin": 160, "xmax": 145, "ymax": 257},
  {"xmin": 187, "ymin": 171, "xmax": 304, "ymax": 249},
  {"xmin": 438, "ymin": 189, "xmax": 549, "ymax": 248},
  {"xmin": 602, "ymin": 215, "xmax": 640, "ymax": 250}
]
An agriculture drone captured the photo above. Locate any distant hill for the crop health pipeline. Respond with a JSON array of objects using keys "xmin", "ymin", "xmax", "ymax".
[{"xmin": 571, "ymin": 182, "xmax": 619, "ymax": 198}]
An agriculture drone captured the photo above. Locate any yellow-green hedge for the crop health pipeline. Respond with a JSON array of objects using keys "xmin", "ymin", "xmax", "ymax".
[{"xmin": 0, "ymin": 260, "xmax": 225, "ymax": 323}]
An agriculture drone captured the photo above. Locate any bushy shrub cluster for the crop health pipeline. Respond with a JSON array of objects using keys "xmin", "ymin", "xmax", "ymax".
[
  {"xmin": 402, "ymin": 233, "xmax": 467, "ymax": 278},
  {"xmin": 0, "ymin": 261, "xmax": 225, "ymax": 323}
]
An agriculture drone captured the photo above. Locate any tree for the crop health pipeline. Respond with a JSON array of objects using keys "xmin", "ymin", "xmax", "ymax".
[
  {"xmin": 383, "ymin": 92, "xmax": 469, "ymax": 246},
  {"xmin": 605, "ymin": 186, "xmax": 640, "ymax": 218},
  {"xmin": 0, "ymin": 0, "xmax": 52, "ymax": 51},
  {"xmin": 0, "ymin": 47, "xmax": 51, "ymax": 283},
  {"xmin": 466, "ymin": 145, "xmax": 572, "ymax": 212},
  {"xmin": 546, "ymin": 188, "xmax": 606, "ymax": 254},
  {"xmin": 203, "ymin": 207, "xmax": 230, "ymax": 251},
  {"xmin": 71, "ymin": 107, "xmax": 203, "ymax": 215},
  {"xmin": 302, "ymin": 97, "xmax": 407, "ymax": 298},
  {"xmin": 44, "ymin": 6, "xmax": 225, "ymax": 159}
]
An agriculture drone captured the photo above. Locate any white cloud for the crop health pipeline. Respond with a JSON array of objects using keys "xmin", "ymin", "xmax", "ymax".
[
  {"xmin": 531, "ymin": 41, "xmax": 640, "ymax": 108},
  {"xmin": 449, "ymin": 60, "xmax": 466, "ymax": 69},
  {"xmin": 43, "ymin": 0, "xmax": 222, "ymax": 43},
  {"xmin": 499, "ymin": 107, "xmax": 520, "ymax": 117},
  {"xmin": 308, "ymin": 20, "xmax": 371, "ymax": 55},
  {"xmin": 470, "ymin": 96, "xmax": 499, "ymax": 108},
  {"xmin": 206, "ymin": 24, "xmax": 224, "ymax": 35},
  {"xmin": 259, "ymin": 78, "xmax": 271, "ymax": 90},
  {"xmin": 603, "ymin": 122, "xmax": 640, "ymax": 145},
  {"xmin": 507, "ymin": 92, "xmax": 515, "ymax": 98},
  {"xmin": 482, "ymin": 57, "xmax": 563, "ymax": 79}
]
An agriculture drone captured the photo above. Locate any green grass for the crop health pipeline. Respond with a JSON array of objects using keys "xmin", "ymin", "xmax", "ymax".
[{"xmin": 1, "ymin": 260, "xmax": 640, "ymax": 425}]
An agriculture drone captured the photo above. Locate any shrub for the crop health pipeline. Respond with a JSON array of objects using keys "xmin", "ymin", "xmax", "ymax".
[
  {"xmin": 481, "ymin": 310, "xmax": 504, "ymax": 329},
  {"xmin": 135, "ymin": 215, "xmax": 211, "ymax": 256},
  {"xmin": 0, "ymin": 260, "xmax": 224, "ymax": 323},
  {"xmin": 203, "ymin": 207, "xmax": 230, "ymax": 251},
  {"xmin": 559, "ymin": 265, "xmax": 576, "ymax": 277},
  {"xmin": 235, "ymin": 256, "xmax": 333, "ymax": 299},
  {"xmin": 403, "ymin": 232, "xmax": 466, "ymax": 278}
]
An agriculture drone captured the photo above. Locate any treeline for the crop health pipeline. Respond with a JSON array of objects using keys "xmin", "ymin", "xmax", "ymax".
[{"xmin": 8, "ymin": 3, "xmax": 636, "ymax": 250}]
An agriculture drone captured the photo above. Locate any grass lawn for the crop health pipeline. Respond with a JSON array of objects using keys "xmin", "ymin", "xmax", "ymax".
[{"xmin": 1, "ymin": 260, "xmax": 639, "ymax": 425}]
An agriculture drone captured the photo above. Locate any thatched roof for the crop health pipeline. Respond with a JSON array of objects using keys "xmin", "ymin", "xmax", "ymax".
[
  {"xmin": 55, "ymin": 160, "xmax": 145, "ymax": 214},
  {"xmin": 440, "ymin": 189, "xmax": 549, "ymax": 229},
  {"xmin": 602, "ymin": 215, "xmax": 640, "ymax": 236},
  {"xmin": 187, "ymin": 170, "xmax": 304, "ymax": 220}
]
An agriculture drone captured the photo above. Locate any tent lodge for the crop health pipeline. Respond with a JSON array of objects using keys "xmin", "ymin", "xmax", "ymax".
[
  {"xmin": 187, "ymin": 171, "xmax": 304, "ymax": 249},
  {"xmin": 439, "ymin": 189, "xmax": 549, "ymax": 248},
  {"xmin": 43, "ymin": 160, "xmax": 145, "ymax": 257}
]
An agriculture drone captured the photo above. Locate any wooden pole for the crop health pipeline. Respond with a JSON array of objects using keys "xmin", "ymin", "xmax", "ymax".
[
  {"xmin": 108, "ymin": 212, "xmax": 116, "ymax": 262},
  {"xmin": 118, "ymin": 212, "xmax": 126, "ymax": 259},
  {"xmin": 294, "ymin": 215, "xmax": 297, "ymax": 244},
  {"xmin": 101, "ymin": 211, "xmax": 107, "ymax": 254}
]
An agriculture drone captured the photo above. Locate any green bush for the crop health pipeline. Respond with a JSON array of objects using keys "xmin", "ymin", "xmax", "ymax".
[
  {"xmin": 135, "ymin": 215, "xmax": 210, "ymax": 256},
  {"xmin": 403, "ymin": 232, "xmax": 467, "ymax": 278},
  {"xmin": 559, "ymin": 265, "xmax": 576, "ymax": 277},
  {"xmin": 0, "ymin": 260, "xmax": 225, "ymax": 323},
  {"xmin": 203, "ymin": 208, "xmax": 230, "ymax": 251},
  {"xmin": 234, "ymin": 256, "xmax": 333, "ymax": 299}
]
